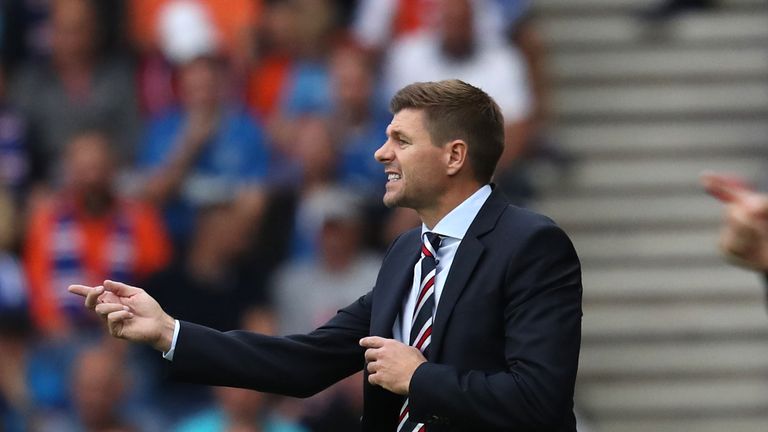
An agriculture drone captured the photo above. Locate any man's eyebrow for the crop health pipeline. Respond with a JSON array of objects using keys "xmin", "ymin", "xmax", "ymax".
[{"xmin": 390, "ymin": 129, "xmax": 411, "ymax": 141}]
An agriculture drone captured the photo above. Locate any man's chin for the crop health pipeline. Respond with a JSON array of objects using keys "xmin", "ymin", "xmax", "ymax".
[
  {"xmin": 382, "ymin": 191, "xmax": 401, "ymax": 209},
  {"xmin": 382, "ymin": 196, "xmax": 397, "ymax": 208}
]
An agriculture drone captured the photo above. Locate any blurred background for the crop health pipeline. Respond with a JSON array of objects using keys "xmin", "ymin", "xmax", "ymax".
[{"xmin": 0, "ymin": 0, "xmax": 767, "ymax": 431}]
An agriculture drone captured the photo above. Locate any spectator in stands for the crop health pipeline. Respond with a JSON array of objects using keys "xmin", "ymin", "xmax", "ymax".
[
  {"xmin": 281, "ymin": 116, "xmax": 343, "ymax": 260},
  {"xmin": 131, "ymin": 0, "xmax": 219, "ymax": 118},
  {"xmin": 276, "ymin": 0, "xmax": 338, "ymax": 117},
  {"xmin": 246, "ymin": 0, "xmax": 302, "ymax": 120},
  {"xmin": 131, "ymin": 0, "xmax": 263, "ymax": 116},
  {"xmin": 144, "ymin": 202, "xmax": 269, "ymax": 333},
  {"xmin": 383, "ymin": 0, "xmax": 535, "ymax": 204},
  {"xmin": 247, "ymin": 0, "xmax": 341, "ymax": 153},
  {"xmin": 131, "ymin": 0, "xmax": 261, "ymax": 72},
  {"xmin": 703, "ymin": 173, "xmax": 768, "ymax": 272},
  {"xmin": 329, "ymin": 42, "xmax": 391, "ymax": 201},
  {"xmin": 139, "ymin": 55, "xmax": 269, "ymax": 247},
  {"xmin": 270, "ymin": 187, "xmax": 376, "ymax": 431},
  {"xmin": 352, "ymin": 0, "xmax": 525, "ymax": 52},
  {"xmin": 140, "ymin": 201, "xmax": 271, "ymax": 428},
  {"xmin": 2, "ymin": 0, "xmax": 129, "ymax": 72},
  {"xmin": 65, "ymin": 346, "xmax": 137, "ymax": 432},
  {"xmin": 10, "ymin": 0, "xmax": 139, "ymax": 183},
  {"xmin": 24, "ymin": 130, "xmax": 171, "ymax": 337},
  {"xmin": 173, "ymin": 387, "xmax": 307, "ymax": 432},
  {"xmin": 271, "ymin": 187, "xmax": 380, "ymax": 335}
]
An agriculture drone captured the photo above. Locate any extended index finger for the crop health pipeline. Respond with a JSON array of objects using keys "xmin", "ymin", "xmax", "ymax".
[
  {"xmin": 701, "ymin": 172, "xmax": 751, "ymax": 204},
  {"xmin": 68, "ymin": 284, "xmax": 94, "ymax": 298},
  {"xmin": 68, "ymin": 285, "xmax": 105, "ymax": 309}
]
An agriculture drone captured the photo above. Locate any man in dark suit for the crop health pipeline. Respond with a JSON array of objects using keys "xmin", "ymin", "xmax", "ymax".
[{"xmin": 70, "ymin": 80, "xmax": 583, "ymax": 431}]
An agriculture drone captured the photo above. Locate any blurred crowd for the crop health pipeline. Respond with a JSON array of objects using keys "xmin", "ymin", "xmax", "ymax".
[{"xmin": 0, "ymin": 0, "xmax": 557, "ymax": 430}]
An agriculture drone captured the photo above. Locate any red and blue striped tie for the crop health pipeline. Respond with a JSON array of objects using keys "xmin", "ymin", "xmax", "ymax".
[{"xmin": 398, "ymin": 232, "xmax": 442, "ymax": 432}]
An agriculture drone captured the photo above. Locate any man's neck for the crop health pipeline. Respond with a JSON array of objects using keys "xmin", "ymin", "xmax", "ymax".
[{"xmin": 418, "ymin": 182, "xmax": 485, "ymax": 229}]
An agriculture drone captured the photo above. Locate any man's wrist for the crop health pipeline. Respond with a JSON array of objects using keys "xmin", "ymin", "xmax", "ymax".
[
  {"xmin": 407, "ymin": 361, "xmax": 429, "ymax": 396},
  {"xmin": 154, "ymin": 313, "xmax": 177, "ymax": 352}
]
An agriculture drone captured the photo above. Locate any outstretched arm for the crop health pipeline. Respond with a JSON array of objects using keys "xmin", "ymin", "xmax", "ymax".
[
  {"xmin": 168, "ymin": 293, "xmax": 371, "ymax": 397},
  {"xmin": 70, "ymin": 280, "xmax": 371, "ymax": 398}
]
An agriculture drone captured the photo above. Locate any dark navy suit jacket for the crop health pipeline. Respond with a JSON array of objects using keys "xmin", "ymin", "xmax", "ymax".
[{"xmin": 168, "ymin": 188, "xmax": 583, "ymax": 431}]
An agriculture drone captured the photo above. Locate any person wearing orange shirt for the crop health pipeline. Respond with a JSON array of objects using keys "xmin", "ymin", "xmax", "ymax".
[{"xmin": 24, "ymin": 130, "xmax": 171, "ymax": 336}]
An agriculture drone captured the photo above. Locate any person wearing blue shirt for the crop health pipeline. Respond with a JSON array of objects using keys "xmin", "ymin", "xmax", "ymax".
[{"xmin": 138, "ymin": 56, "xmax": 270, "ymax": 246}]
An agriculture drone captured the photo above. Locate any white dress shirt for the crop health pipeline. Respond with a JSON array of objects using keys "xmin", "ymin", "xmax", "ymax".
[
  {"xmin": 165, "ymin": 184, "xmax": 493, "ymax": 361},
  {"xmin": 393, "ymin": 185, "xmax": 492, "ymax": 342}
]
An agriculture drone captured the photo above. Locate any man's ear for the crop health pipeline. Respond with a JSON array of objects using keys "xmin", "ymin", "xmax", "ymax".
[{"xmin": 445, "ymin": 139, "xmax": 468, "ymax": 176}]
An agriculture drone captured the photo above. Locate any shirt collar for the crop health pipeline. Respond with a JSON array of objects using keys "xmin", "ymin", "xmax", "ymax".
[{"xmin": 421, "ymin": 184, "xmax": 493, "ymax": 241}]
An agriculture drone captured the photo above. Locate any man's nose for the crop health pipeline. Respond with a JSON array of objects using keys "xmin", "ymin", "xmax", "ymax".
[{"xmin": 374, "ymin": 140, "xmax": 392, "ymax": 163}]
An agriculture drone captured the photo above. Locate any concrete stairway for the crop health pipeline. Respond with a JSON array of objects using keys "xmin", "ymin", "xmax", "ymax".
[{"xmin": 531, "ymin": 0, "xmax": 768, "ymax": 430}]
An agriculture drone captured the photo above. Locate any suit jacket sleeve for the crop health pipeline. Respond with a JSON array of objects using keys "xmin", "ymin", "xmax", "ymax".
[
  {"xmin": 408, "ymin": 223, "xmax": 582, "ymax": 430},
  {"xmin": 167, "ymin": 291, "xmax": 372, "ymax": 398}
]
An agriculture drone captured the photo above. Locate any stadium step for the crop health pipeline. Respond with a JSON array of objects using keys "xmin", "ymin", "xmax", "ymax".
[
  {"xmin": 554, "ymin": 81, "xmax": 768, "ymax": 119},
  {"xmin": 579, "ymin": 340, "xmax": 768, "ymax": 378},
  {"xmin": 538, "ymin": 156, "xmax": 763, "ymax": 194},
  {"xmin": 583, "ymin": 301, "xmax": 768, "ymax": 339},
  {"xmin": 541, "ymin": 12, "xmax": 768, "ymax": 48},
  {"xmin": 536, "ymin": 0, "xmax": 765, "ymax": 15},
  {"xmin": 582, "ymin": 265, "xmax": 764, "ymax": 303},
  {"xmin": 594, "ymin": 418, "xmax": 768, "ymax": 432},
  {"xmin": 551, "ymin": 120, "xmax": 768, "ymax": 158},
  {"xmin": 571, "ymin": 228, "xmax": 721, "ymax": 263},
  {"xmin": 550, "ymin": 46, "xmax": 768, "ymax": 83},
  {"xmin": 536, "ymin": 195, "xmax": 724, "ymax": 228}
]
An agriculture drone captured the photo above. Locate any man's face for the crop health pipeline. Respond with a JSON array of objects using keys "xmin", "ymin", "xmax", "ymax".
[
  {"xmin": 64, "ymin": 133, "xmax": 114, "ymax": 196},
  {"xmin": 179, "ymin": 58, "xmax": 220, "ymax": 110},
  {"xmin": 374, "ymin": 109, "xmax": 448, "ymax": 211},
  {"xmin": 331, "ymin": 48, "xmax": 373, "ymax": 111},
  {"xmin": 52, "ymin": 0, "xmax": 97, "ymax": 62},
  {"xmin": 439, "ymin": 0, "xmax": 474, "ymax": 57}
]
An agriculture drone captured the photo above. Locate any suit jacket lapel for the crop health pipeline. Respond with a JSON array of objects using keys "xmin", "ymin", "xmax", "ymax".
[
  {"xmin": 430, "ymin": 187, "xmax": 509, "ymax": 360},
  {"xmin": 370, "ymin": 230, "xmax": 421, "ymax": 338}
]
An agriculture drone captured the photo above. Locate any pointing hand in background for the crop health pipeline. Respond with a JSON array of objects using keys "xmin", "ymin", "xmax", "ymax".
[{"xmin": 702, "ymin": 172, "xmax": 768, "ymax": 272}]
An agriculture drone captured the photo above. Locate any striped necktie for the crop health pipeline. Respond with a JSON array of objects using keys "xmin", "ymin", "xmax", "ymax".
[{"xmin": 398, "ymin": 232, "xmax": 442, "ymax": 432}]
